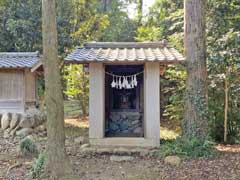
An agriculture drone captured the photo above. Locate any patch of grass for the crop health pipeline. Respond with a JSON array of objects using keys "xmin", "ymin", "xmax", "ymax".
[
  {"xmin": 29, "ymin": 153, "xmax": 45, "ymax": 179},
  {"xmin": 159, "ymin": 137, "xmax": 217, "ymax": 158},
  {"xmin": 20, "ymin": 138, "xmax": 38, "ymax": 157},
  {"xmin": 64, "ymin": 100, "xmax": 82, "ymax": 118},
  {"xmin": 65, "ymin": 124, "xmax": 88, "ymax": 138}
]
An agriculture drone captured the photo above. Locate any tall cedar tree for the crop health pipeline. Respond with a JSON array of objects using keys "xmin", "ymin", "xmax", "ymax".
[
  {"xmin": 42, "ymin": 0, "xmax": 73, "ymax": 177},
  {"xmin": 184, "ymin": 0, "xmax": 208, "ymax": 140}
]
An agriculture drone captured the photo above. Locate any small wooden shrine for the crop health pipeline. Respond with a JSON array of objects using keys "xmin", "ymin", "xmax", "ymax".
[{"xmin": 66, "ymin": 41, "xmax": 184, "ymax": 147}]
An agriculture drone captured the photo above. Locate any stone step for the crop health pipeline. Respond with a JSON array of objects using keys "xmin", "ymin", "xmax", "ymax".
[{"xmin": 79, "ymin": 144, "xmax": 159, "ymax": 157}]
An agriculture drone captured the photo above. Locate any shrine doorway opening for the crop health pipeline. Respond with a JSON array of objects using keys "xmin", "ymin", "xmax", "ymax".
[{"xmin": 105, "ymin": 65, "xmax": 144, "ymax": 138}]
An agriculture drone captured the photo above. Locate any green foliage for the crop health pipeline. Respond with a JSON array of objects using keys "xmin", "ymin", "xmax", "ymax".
[
  {"xmin": 135, "ymin": 0, "xmax": 185, "ymax": 137},
  {"xmin": 101, "ymin": 1, "xmax": 137, "ymax": 42},
  {"xmin": 70, "ymin": 0, "xmax": 109, "ymax": 46},
  {"xmin": 138, "ymin": 0, "xmax": 240, "ymax": 143},
  {"xmin": 37, "ymin": 75, "xmax": 45, "ymax": 101},
  {"xmin": 20, "ymin": 138, "xmax": 38, "ymax": 157},
  {"xmin": 63, "ymin": 64, "xmax": 89, "ymax": 116},
  {"xmin": 136, "ymin": 0, "xmax": 183, "ymax": 43},
  {"xmin": 207, "ymin": 0, "xmax": 240, "ymax": 143},
  {"xmin": 29, "ymin": 153, "xmax": 46, "ymax": 179},
  {"xmin": 159, "ymin": 137, "xmax": 217, "ymax": 158},
  {"xmin": 0, "ymin": 0, "xmax": 110, "ymax": 52},
  {"xmin": 162, "ymin": 66, "xmax": 186, "ymax": 126},
  {"xmin": 0, "ymin": 0, "xmax": 42, "ymax": 51},
  {"xmin": 135, "ymin": 26, "xmax": 163, "ymax": 41}
]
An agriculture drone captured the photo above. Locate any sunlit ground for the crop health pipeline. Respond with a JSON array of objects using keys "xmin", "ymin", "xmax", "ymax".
[
  {"xmin": 215, "ymin": 144, "xmax": 240, "ymax": 153},
  {"xmin": 160, "ymin": 126, "xmax": 180, "ymax": 140},
  {"xmin": 64, "ymin": 100, "xmax": 181, "ymax": 141},
  {"xmin": 64, "ymin": 117, "xmax": 180, "ymax": 141},
  {"xmin": 65, "ymin": 117, "xmax": 89, "ymax": 128},
  {"xmin": 64, "ymin": 117, "xmax": 240, "ymax": 154}
]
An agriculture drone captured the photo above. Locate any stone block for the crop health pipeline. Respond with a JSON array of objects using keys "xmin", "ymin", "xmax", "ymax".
[
  {"xmin": 10, "ymin": 113, "xmax": 21, "ymax": 130},
  {"xmin": 119, "ymin": 121, "xmax": 129, "ymax": 131},
  {"xmin": 109, "ymin": 121, "xmax": 119, "ymax": 132},
  {"xmin": 1, "ymin": 113, "xmax": 10, "ymax": 130},
  {"xmin": 110, "ymin": 155, "xmax": 134, "ymax": 162},
  {"xmin": 133, "ymin": 127, "xmax": 143, "ymax": 134},
  {"xmin": 110, "ymin": 113, "xmax": 121, "ymax": 122},
  {"xmin": 164, "ymin": 156, "xmax": 181, "ymax": 166}
]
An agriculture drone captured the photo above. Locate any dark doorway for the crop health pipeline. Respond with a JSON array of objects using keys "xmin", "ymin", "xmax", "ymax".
[{"xmin": 105, "ymin": 65, "xmax": 144, "ymax": 137}]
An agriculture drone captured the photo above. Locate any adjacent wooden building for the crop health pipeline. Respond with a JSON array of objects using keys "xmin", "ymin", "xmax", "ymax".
[
  {"xmin": 0, "ymin": 52, "xmax": 41, "ymax": 113},
  {"xmin": 66, "ymin": 41, "xmax": 185, "ymax": 147}
]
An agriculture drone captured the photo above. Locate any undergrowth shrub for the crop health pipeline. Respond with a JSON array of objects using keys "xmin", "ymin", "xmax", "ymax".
[
  {"xmin": 159, "ymin": 137, "xmax": 217, "ymax": 158},
  {"xmin": 29, "ymin": 153, "xmax": 46, "ymax": 179},
  {"xmin": 20, "ymin": 138, "xmax": 38, "ymax": 157}
]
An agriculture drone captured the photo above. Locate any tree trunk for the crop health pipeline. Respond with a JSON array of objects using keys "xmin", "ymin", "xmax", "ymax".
[
  {"xmin": 42, "ymin": 0, "xmax": 73, "ymax": 177},
  {"xmin": 184, "ymin": 0, "xmax": 208, "ymax": 141},
  {"xmin": 99, "ymin": 0, "xmax": 111, "ymax": 11},
  {"xmin": 81, "ymin": 66, "xmax": 87, "ymax": 116},
  {"xmin": 136, "ymin": 0, "xmax": 143, "ymax": 26},
  {"xmin": 224, "ymin": 77, "xmax": 228, "ymax": 143}
]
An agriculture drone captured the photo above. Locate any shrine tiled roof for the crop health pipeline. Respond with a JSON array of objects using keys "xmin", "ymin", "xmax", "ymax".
[
  {"xmin": 0, "ymin": 52, "xmax": 40, "ymax": 69},
  {"xmin": 65, "ymin": 41, "xmax": 185, "ymax": 64}
]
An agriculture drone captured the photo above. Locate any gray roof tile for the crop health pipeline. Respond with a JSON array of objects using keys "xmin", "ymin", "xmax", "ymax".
[
  {"xmin": 0, "ymin": 52, "xmax": 40, "ymax": 69},
  {"xmin": 65, "ymin": 41, "xmax": 185, "ymax": 63}
]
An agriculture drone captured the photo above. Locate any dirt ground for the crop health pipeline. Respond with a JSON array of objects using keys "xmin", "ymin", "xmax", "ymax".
[
  {"xmin": 0, "ymin": 118, "xmax": 240, "ymax": 180},
  {"xmin": 70, "ymin": 153, "xmax": 240, "ymax": 180}
]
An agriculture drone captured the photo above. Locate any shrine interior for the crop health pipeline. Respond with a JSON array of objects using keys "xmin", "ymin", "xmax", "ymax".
[{"xmin": 105, "ymin": 65, "xmax": 144, "ymax": 138}]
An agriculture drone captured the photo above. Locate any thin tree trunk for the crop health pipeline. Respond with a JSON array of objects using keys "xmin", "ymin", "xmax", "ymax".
[
  {"xmin": 137, "ymin": 0, "xmax": 143, "ymax": 26},
  {"xmin": 224, "ymin": 77, "xmax": 228, "ymax": 143},
  {"xmin": 81, "ymin": 66, "xmax": 87, "ymax": 116},
  {"xmin": 103, "ymin": 0, "xmax": 107, "ymax": 11},
  {"xmin": 99, "ymin": 0, "xmax": 111, "ymax": 11},
  {"xmin": 42, "ymin": 0, "xmax": 73, "ymax": 177},
  {"xmin": 184, "ymin": 0, "xmax": 208, "ymax": 141}
]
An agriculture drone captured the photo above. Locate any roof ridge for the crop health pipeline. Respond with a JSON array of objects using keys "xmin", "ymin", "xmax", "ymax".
[
  {"xmin": 83, "ymin": 40, "xmax": 169, "ymax": 49},
  {"xmin": 0, "ymin": 51, "xmax": 39, "ymax": 58}
]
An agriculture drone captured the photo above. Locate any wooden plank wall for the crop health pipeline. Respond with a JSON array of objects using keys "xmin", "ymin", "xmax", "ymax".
[
  {"xmin": 0, "ymin": 70, "xmax": 24, "ymax": 99},
  {"xmin": 0, "ymin": 70, "xmax": 24, "ymax": 112},
  {"xmin": 0, "ymin": 69, "xmax": 37, "ymax": 113}
]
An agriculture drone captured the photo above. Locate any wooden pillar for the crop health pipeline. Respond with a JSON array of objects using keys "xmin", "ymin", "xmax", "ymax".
[
  {"xmin": 24, "ymin": 69, "xmax": 36, "ymax": 105},
  {"xmin": 144, "ymin": 62, "xmax": 160, "ymax": 146},
  {"xmin": 89, "ymin": 63, "xmax": 105, "ymax": 139}
]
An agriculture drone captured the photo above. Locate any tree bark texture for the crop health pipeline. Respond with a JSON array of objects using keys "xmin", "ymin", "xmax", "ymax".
[
  {"xmin": 42, "ymin": 0, "xmax": 71, "ymax": 177},
  {"xmin": 184, "ymin": 0, "xmax": 208, "ymax": 141}
]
